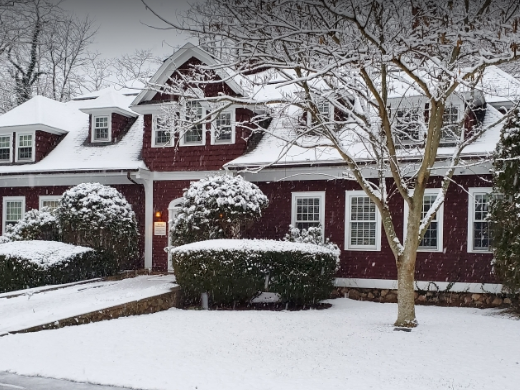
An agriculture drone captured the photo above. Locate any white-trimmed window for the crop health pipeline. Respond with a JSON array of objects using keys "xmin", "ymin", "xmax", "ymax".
[
  {"xmin": 404, "ymin": 189, "xmax": 444, "ymax": 252},
  {"xmin": 92, "ymin": 115, "xmax": 111, "ymax": 142},
  {"xmin": 291, "ymin": 192, "xmax": 325, "ymax": 233},
  {"xmin": 395, "ymin": 106, "xmax": 422, "ymax": 142},
  {"xmin": 212, "ymin": 111, "xmax": 235, "ymax": 144},
  {"xmin": 308, "ymin": 99, "xmax": 333, "ymax": 125},
  {"xmin": 345, "ymin": 191, "xmax": 381, "ymax": 251},
  {"xmin": 3, "ymin": 196, "xmax": 25, "ymax": 234},
  {"xmin": 441, "ymin": 104, "xmax": 461, "ymax": 142},
  {"xmin": 39, "ymin": 195, "xmax": 61, "ymax": 211},
  {"xmin": 16, "ymin": 133, "xmax": 34, "ymax": 162},
  {"xmin": 467, "ymin": 187, "xmax": 492, "ymax": 253},
  {"xmin": 152, "ymin": 115, "xmax": 173, "ymax": 147},
  {"xmin": 181, "ymin": 101, "xmax": 204, "ymax": 146},
  {"xmin": 0, "ymin": 134, "xmax": 11, "ymax": 162}
]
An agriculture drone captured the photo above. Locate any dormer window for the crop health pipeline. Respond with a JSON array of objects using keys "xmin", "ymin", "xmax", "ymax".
[
  {"xmin": 16, "ymin": 133, "xmax": 34, "ymax": 162},
  {"xmin": 0, "ymin": 135, "xmax": 11, "ymax": 162},
  {"xmin": 212, "ymin": 111, "xmax": 235, "ymax": 144},
  {"xmin": 441, "ymin": 104, "xmax": 460, "ymax": 142},
  {"xmin": 395, "ymin": 106, "xmax": 422, "ymax": 143},
  {"xmin": 181, "ymin": 101, "xmax": 204, "ymax": 146},
  {"xmin": 92, "ymin": 115, "xmax": 111, "ymax": 142},
  {"xmin": 307, "ymin": 99, "xmax": 333, "ymax": 125}
]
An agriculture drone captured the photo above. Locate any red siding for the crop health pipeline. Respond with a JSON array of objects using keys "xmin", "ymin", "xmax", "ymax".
[
  {"xmin": 142, "ymin": 108, "xmax": 255, "ymax": 172},
  {"xmin": 0, "ymin": 184, "xmax": 146, "ymax": 269},
  {"xmin": 246, "ymin": 175, "xmax": 495, "ymax": 284},
  {"xmin": 152, "ymin": 181, "xmax": 191, "ymax": 271},
  {"xmin": 35, "ymin": 131, "xmax": 63, "ymax": 162},
  {"xmin": 111, "ymin": 113, "xmax": 135, "ymax": 142}
]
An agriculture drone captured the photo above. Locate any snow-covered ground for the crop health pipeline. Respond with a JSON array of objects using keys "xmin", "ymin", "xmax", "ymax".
[
  {"xmin": 0, "ymin": 298, "xmax": 518, "ymax": 390},
  {"xmin": 0, "ymin": 275, "xmax": 176, "ymax": 335}
]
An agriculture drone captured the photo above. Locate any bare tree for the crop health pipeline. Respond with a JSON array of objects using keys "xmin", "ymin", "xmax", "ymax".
[
  {"xmin": 0, "ymin": 0, "xmax": 96, "ymax": 108},
  {"xmin": 143, "ymin": 0, "xmax": 520, "ymax": 327}
]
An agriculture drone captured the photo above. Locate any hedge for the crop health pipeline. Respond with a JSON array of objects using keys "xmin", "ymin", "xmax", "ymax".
[
  {"xmin": 0, "ymin": 240, "xmax": 118, "ymax": 293},
  {"xmin": 171, "ymin": 239, "xmax": 338, "ymax": 306}
]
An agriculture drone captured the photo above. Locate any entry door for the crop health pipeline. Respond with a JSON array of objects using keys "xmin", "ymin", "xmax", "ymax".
[{"xmin": 167, "ymin": 198, "xmax": 183, "ymax": 273}]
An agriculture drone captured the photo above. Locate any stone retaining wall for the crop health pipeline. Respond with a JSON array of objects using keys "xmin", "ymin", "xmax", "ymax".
[
  {"xmin": 333, "ymin": 287, "xmax": 518, "ymax": 308},
  {"xmin": 10, "ymin": 286, "xmax": 181, "ymax": 335}
]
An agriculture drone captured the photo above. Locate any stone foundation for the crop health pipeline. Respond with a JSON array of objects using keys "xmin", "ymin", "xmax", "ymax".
[
  {"xmin": 333, "ymin": 287, "xmax": 518, "ymax": 308},
  {"xmin": 9, "ymin": 286, "xmax": 181, "ymax": 335}
]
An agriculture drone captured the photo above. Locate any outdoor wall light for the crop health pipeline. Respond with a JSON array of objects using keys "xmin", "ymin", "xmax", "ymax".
[{"xmin": 155, "ymin": 211, "xmax": 162, "ymax": 219}]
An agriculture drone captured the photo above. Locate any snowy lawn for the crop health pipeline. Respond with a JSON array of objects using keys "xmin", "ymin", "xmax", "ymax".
[
  {"xmin": 0, "ymin": 275, "xmax": 176, "ymax": 335},
  {"xmin": 0, "ymin": 298, "xmax": 518, "ymax": 390}
]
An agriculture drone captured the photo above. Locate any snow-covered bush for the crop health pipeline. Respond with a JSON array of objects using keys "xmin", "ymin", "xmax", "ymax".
[
  {"xmin": 4, "ymin": 208, "xmax": 60, "ymax": 242},
  {"xmin": 0, "ymin": 240, "xmax": 114, "ymax": 293},
  {"xmin": 56, "ymin": 183, "xmax": 139, "ymax": 270},
  {"xmin": 171, "ymin": 239, "xmax": 337, "ymax": 306},
  {"xmin": 284, "ymin": 225, "xmax": 340, "ymax": 261},
  {"xmin": 491, "ymin": 109, "xmax": 520, "ymax": 292},
  {"xmin": 171, "ymin": 175, "xmax": 269, "ymax": 246}
]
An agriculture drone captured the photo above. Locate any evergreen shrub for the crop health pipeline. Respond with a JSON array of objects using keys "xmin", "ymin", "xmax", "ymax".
[
  {"xmin": 4, "ymin": 208, "xmax": 60, "ymax": 242},
  {"xmin": 491, "ymin": 109, "xmax": 520, "ymax": 292},
  {"xmin": 171, "ymin": 239, "xmax": 338, "ymax": 306},
  {"xmin": 0, "ymin": 241, "xmax": 115, "ymax": 293}
]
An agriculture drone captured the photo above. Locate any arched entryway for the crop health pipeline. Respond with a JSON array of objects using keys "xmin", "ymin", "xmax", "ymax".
[{"xmin": 167, "ymin": 198, "xmax": 184, "ymax": 272}]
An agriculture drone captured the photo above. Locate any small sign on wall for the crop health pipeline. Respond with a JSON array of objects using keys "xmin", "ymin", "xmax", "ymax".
[{"xmin": 154, "ymin": 222, "xmax": 167, "ymax": 236}]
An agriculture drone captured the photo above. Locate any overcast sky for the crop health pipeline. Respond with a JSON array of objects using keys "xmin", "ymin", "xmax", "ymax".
[{"xmin": 60, "ymin": 0, "xmax": 194, "ymax": 60}]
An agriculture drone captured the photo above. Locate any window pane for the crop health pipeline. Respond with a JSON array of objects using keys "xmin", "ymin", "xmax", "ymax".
[
  {"xmin": 349, "ymin": 196, "xmax": 377, "ymax": 247},
  {"xmin": 94, "ymin": 117, "xmax": 109, "ymax": 140},
  {"xmin": 6, "ymin": 201, "xmax": 22, "ymax": 222},
  {"xmin": 295, "ymin": 197, "xmax": 320, "ymax": 230},
  {"xmin": 185, "ymin": 101, "xmax": 203, "ymax": 144},
  {"xmin": 419, "ymin": 194, "xmax": 438, "ymax": 249},
  {"xmin": 18, "ymin": 147, "xmax": 32, "ymax": 160},
  {"xmin": 18, "ymin": 134, "xmax": 32, "ymax": 147},
  {"xmin": 0, "ymin": 136, "xmax": 10, "ymax": 161},
  {"xmin": 42, "ymin": 200, "xmax": 60, "ymax": 210},
  {"xmin": 216, "ymin": 112, "xmax": 232, "ymax": 141},
  {"xmin": 0, "ymin": 136, "xmax": 10, "ymax": 148},
  {"xmin": 395, "ymin": 107, "xmax": 421, "ymax": 141},
  {"xmin": 441, "ymin": 106, "xmax": 460, "ymax": 141},
  {"xmin": 473, "ymin": 193, "xmax": 490, "ymax": 250}
]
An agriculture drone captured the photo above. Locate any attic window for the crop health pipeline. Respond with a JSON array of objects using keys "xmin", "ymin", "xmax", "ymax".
[
  {"xmin": 308, "ymin": 99, "xmax": 333, "ymax": 125},
  {"xmin": 213, "ymin": 111, "xmax": 234, "ymax": 144},
  {"xmin": 0, "ymin": 135, "xmax": 11, "ymax": 162},
  {"xmin": 441, "ymin": 105, "xmax": 460, "ymax": 142},
  {"xmin": 152, "ymin": 115, "xmax": 172, "ymax": 147},
  {"xmin": 16, "ymin": 133, "xmax": 33, "ymax": 161},
  {"xmin": 92, "ymin": 115, "xmax": 111, "ymax": 142},
  {"xmin": 182, "ymin": 101, "xmax": 204, "ymax": 145},
  {"xmin": 395, "ymin": 106, "xmax": 422, "ymax": 143}
]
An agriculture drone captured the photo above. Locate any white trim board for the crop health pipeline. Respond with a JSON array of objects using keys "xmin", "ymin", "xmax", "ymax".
[
  {"xmin": 0, "ymin": 172, "xmax": 140, "ymax": 187},
  {"xmin": 334, "ymin": 277, "xmax": 503, "ymax": 294}
]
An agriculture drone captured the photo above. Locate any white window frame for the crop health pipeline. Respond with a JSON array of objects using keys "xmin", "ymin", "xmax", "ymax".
[
  {"xmin": 151, "ymin": 114, "xmax": 174, "ymax": 147},
  {"xmin": 91, "ymin": 115, "xmax": 112, "ymax": 143},
  {"xmin": 467, "ymin": 187, "xmax": 493, "ymax": 253},
  {"xmin": 14, "ymin": 132, "xmax": 35, "ymax": 162},
  {"xmin": 211, "ymin": 110, "xmax": 236, "ymax": 145},
  {"xmin": 291, "ymin": 192, "xmax": 325, "ymax": 236},
  {"xmin": 345, "ymin": 191, "xmax": 381, "ymax": 251},
  {"xmin": 179, "ymin": 101, "xmax": 206, "ymax": 147},
  {"xmin": 39, "ymin": 195, "xmax": 61, "ymax": 211},
  {"xmin": 3, "ymin": 196, "xmax": 25, "ymax": 235},
  {"xmin": 307, "ymin": 99, "xmax": 334, "ymax": 126},
  {"xmin": 403, "ymin": 189, "xmax": 444, "ymax": 253},
  {"xmin": 0, "ymin": 133, "xmax": 12, "ymax": 163},
  {"xmin": 440, "ymin": 103, "xmax": 462, "ymax": 143}
]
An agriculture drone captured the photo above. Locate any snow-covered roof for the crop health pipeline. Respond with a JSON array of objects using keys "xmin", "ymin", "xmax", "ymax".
[
  {"xmin": 0, "ymin": 96, "xmax": 81, "ymax": 135},
  {"xmin": 227, "ymin": 104, "xmax": 504, "ymax": 169},
  {"xmin": 0, "ymin": 92, "xmax": 145, "ymax": 174},
  {"xmin": 74, "ymin": 80, "xmax": 143, "ymax": 100},
  {"xmin": 79, "ymin": 90, "xmax": 138, "ymax": 117}
]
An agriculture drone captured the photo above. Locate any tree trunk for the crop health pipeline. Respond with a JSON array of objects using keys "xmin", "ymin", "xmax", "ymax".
[{"xmin": 395, "ymin": 250, "xmax": 417, "ymax": 327}]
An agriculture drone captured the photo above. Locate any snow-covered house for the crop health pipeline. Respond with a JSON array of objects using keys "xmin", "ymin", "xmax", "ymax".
[{"xmin": 1, "ymin": 43, "xmax": 518, "ymax": 293}]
